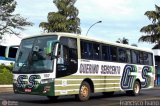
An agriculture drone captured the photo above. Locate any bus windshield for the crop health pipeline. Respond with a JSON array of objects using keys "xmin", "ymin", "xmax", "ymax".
[{"xmin": 13, "ymin": 35, "xmax": 58, "ymax": 74}]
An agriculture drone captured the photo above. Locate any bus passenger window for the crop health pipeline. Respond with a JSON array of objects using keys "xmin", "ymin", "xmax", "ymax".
[
  {"xmin": 0, "ymin": 45, "xmax": 6, "ymax": 57},
  {"xmin": 80, "ymin": 41, "xmax": 92, "ymax": 59},
  {"xmin": 118, "ymin": 48, "xmax": 127, "ymax": 62},
  {"xmin": 102, "ymin": 45, "xmax": 110, "ymax": 61},
  {"xmin": 8, "ymin": 47, "xmax": 18, "ymax": 59},
  {"xmin": 139, "ymin": 52, "xmax": 144, "ymax": 64},
  {"xmin": 131, "ymin": 50, "xmax": 140, "ymax": 64},
  {"xmin": 110, "ymin": 46, "xmax": 117, "ymax": 61},
  {"xmin": 148, "ymin": 53, "xmax": 153, "ymax": 66},
  {"xmin": 118, "ymin": 48, "xmax": 131, "ymax": 63},
  {"xmin": 126, "ymin": 49, "xmax": 131, "ymax": 63},
  {"xmin": 93, "ymin": 43, "xmax": 100, "ymax": 60},
  {"xmin": 143, "ymin": 52, "xmax": 149, "ymax": 65}
]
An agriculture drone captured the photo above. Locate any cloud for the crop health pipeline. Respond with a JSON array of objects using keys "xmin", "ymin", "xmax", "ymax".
[
  {"xmin": 13, "ymin": 0, "xmax": 159, "ymax": 49},
  {"xmin": 1, "ymin": 34, "xmax": 21, "ymax": 46}
]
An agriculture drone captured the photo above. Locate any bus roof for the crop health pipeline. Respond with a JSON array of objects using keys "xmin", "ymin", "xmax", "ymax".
[{"xmin": 22, "ymin": 32, "xmax": 153, "ymax": 53}]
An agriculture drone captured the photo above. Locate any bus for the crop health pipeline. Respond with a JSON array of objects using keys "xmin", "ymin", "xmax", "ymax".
[
  {"xmin": 13, "ymin": 33, "xmax": 155, "ymax": 101},
  {"xmin": 0, "ymin": 45, "xmax": 18, "ymax": 65}
]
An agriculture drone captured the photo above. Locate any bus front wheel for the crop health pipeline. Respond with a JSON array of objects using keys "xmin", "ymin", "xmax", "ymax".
[
  {"xmin": 75, "ymin": 81, "xmax": 91, "ymax": 101},
  {"xmin": 126, "ymin": 81, "xmax": 140, "ymax": 96}
]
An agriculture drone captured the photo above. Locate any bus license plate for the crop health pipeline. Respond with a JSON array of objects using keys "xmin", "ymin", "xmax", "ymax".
[{"xmin": 25, "ymin": 89, "xmax": 32, "ymax": 92}]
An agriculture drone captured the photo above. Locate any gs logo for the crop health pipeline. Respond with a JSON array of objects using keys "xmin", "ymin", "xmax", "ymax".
[
  {"xmin": 121, "ymin": 65, "xmax": 137, "ymax": 89},
  {"xmin": 28, "ymin": 75, "xmax": 41, "ymax": 88},
  {"xmin": 17, "ymin": 75, "xmax": 41, "ymax": 88},
  {"xmin": 141, "ymin": 66, "xmax": 152, "ymax": 88},
  {"xmin": 17, "ymin": 75, "xmax": 28, "ymax": 88},
  {"xmin": 121, "ymin": 65, "xmax": 152, "ymax": 89}
]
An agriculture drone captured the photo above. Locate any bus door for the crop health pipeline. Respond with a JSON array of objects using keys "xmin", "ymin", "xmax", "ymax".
[{"xmin": 56, "ymin": 37, "xmax": 78, "ymax": 78}]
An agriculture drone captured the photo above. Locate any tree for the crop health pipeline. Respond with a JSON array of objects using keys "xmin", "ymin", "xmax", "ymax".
[
  {"xmin": 0, "ymin": 0, "xmax": 33, "ymax": 38},
  {"xmin": 39, "ymin": 0, "xmax": 81, "ymax": 34},
  {"xmin": 139, "ymin": 5, "xmax": 160, "ymax": 45},
  {"xmin": 116, "ymin": 37, "xmax": 129, "ymax": 44}
]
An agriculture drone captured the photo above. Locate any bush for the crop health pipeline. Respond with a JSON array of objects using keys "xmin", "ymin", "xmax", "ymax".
[{"xmin": 0, "ymin": 64, "xmax": 13, "ymax": 84}]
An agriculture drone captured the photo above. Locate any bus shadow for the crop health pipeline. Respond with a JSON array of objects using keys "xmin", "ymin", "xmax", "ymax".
[{"xmin": 15, "ymin": 92, "xmax": 146, "ymax": 104}]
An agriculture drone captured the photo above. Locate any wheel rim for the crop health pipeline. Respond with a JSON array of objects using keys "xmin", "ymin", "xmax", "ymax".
[
  {"xmin": 80, "ymin": 85, "xmax": 89, "ymax": 98},
  {"xmin": 134, "ymin": 83, "xmax": 140, "ymax": 94}
]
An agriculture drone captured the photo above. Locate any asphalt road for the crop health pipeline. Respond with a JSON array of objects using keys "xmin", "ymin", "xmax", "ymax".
[{"xmin": 0, "ymin": 88, "xmax": 160, "ymax": 106}]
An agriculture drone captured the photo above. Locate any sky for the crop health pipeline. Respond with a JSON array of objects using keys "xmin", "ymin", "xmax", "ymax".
[{"xmin": 5, "ymin": 0, "xmax": 159, "ymax": 48}]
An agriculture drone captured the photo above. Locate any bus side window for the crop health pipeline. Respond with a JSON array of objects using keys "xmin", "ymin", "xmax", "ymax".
[
  {"xmin": 143, "ymin": 52, "xmax": 153, "ymax": 65},
  {"xmin": 8, "ymin": 47, "xmax": 18, "ymax": 59},
  {"xmin": 102, "ymin": 45, "xmax": 110, "ymax": 61},
  {"xmin": 80, "ymin": 40, "xmax": 93, "ymax": 59},
  {"xmin": 93, "ymin": 43, "xmax": 100, "ymax": 60},
  {"xmin": 118, "ymin": 48, "xmax": 127, "ymax": 62},
  {"xmin": 110, "ymin": 46, "xmax": 117, "ymax": 61},
  {"xmin": 148, "ymin": 53, "xmax": 153, "ymax": 66},
  {"xmin": 118, "ymin": 48, "xmax": 131, "ymax": 63},
  {"xmin": 126, "ymin": 49, "xmax": 131, "ymax": 63},
  {"xmin": 131, "ymin": 50, "xmax": 140, "ymax": 64},
  {"xmin": 139, "ymin": 52, "xmax": 144, "ymax": 64},
  {"xmin": 0, "ymin": 45, "xmax": 6, "ymax": 58}
]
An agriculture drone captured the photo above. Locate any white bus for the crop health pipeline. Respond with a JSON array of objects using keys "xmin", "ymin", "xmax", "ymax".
[
  {"xmin": 0, "ymin": 45, "xmax": 18, "ymax": 65},
  {"xmin": 13, "ymin": 33, "xmax": 155, "ymax": 101}
]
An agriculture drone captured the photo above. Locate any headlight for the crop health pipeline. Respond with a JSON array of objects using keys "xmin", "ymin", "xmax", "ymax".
[{"xmin": 40, "ymin": 78, "xmax": 53, "ymax": 84}]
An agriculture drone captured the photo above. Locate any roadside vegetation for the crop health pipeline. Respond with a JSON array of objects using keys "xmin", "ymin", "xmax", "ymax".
[{"xmin": 0, "ymin": 64, "xmax": 13, "ymax": 84}]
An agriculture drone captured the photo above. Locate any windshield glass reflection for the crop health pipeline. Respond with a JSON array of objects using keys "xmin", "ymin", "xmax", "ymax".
[{"xmin": 13, "ymin": 35, "xmax": 58, "ymax": 73}]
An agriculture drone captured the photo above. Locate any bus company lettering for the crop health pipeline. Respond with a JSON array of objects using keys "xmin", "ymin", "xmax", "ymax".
[
  {"xmin": 101, "ymin": 65, "xmax": 121, "ymax": 75},
  {"xmin": 80, "ymin": 64, "xmax": 99, "ymax": 74},
  {"xmin": 79, "ymin": 64, "xmax": 121, "ymax": 75}
]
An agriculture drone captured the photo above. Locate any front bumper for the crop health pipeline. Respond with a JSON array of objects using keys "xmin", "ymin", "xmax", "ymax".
[{"xmin": 13, "ymin": 82, "xmax": 55, "ymax": 96}]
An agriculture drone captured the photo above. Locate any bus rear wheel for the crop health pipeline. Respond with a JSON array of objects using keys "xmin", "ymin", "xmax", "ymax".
[
  {"xmin": 75, "ymin": 81, "xmax": 91, "ymax": 101},
  {"xmin": 126, "ymin": 81, "xmax": 140, "ymax": 96}
]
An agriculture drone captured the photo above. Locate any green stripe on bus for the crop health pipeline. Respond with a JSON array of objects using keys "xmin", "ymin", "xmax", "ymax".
[
  {"xmin": 55, "ymin": 79, "xmax": 120, "ymax": 85},
  {"xmin": 93, "ymin": 80, "xmax": 120, "ymax": 83},
  {"xmin": 55, "ymin": 86, "xmax": 79, "ymax": 90},
  {"xmin": 95, "ymin": 88, "xmax": 121, "ymax": 92},
  {"xmin": 55, "ymin": 80, "xmax": 82, "ymax": 85},
  {"xmin": 94, "ymin": 84, "xmax": 120, "ymax": 88},
  {"xmin": 55, "ymin": 91, "xmax": 79, "ymax": 96}
]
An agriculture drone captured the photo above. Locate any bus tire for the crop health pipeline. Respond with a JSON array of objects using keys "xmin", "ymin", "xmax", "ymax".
[
  {"xmin": 126, "ymin": 81, "xmax": 140, "ymax": 96},
  {"xmin": 102, "ymin": 91, "xmax": 114, "ymax": 97},
  {"xmin": 75, "ymin": 81, "xmax": 91, "ymax": 101},
  {"xmin": 47, "ymin": 96, "xmax": 58, "ymax": 102}
]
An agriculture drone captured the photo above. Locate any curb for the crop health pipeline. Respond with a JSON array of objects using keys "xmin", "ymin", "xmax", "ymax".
[
  {"xmin": 0, "ymin": 85, "xmax": 12, "ymax": 87},
  {"xmin": 0, "ymin": 85, "xmax": 13, "ymax": 93}
]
